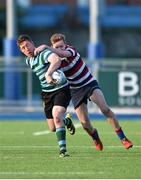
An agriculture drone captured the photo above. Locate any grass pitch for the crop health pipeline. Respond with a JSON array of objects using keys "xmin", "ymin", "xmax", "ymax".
[{"xmin": 0, "ymin": 120, "xmax": 141, "ymax": 179}]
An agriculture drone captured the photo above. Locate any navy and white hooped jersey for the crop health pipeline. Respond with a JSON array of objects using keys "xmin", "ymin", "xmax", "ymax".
[
  {"xmin": 26, "ymin": 49, "xmax": 68, "ymax": 92},
  {"xmin": 61, "ymin": 45, "xmax": 95, "ymax": 89}
]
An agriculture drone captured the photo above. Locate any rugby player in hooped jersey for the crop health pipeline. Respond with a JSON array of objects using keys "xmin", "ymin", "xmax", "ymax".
[
  {"xmin": 35, "ymin": 33, "xmax": 133, "ymax": 150},
  {"xmin": 17, "ymin": 34, "xmax": 75, "ymax": 158}
]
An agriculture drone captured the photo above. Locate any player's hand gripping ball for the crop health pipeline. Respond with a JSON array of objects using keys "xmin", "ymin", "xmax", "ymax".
[{"xmin": 52, "ymin": 70, "xmax": 66, "ymax": 85}]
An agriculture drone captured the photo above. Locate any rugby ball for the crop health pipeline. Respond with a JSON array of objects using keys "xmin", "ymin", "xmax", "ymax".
[{"xmin": 52, "ymin": 70, "xmax": 66, "ymax": 84}]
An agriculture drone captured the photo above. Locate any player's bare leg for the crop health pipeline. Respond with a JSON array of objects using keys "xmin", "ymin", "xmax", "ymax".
[
  {"xmin": 75, "ymin": 103, "xmax": 103, "ymax": 151},
  {"xmin": 90, "ymin": 89, "xmax": 133, "ymax": 149},
  {"xmin": 47, "ymin": 118, "xmax": 56, "ymax": 132},
  {"xmin": 47, "ymin": 115, "xmax": 75, "ymax": 134},
  {"xmin": 53, "ymin": 105, "xmax": 70, "ymax": 157}
]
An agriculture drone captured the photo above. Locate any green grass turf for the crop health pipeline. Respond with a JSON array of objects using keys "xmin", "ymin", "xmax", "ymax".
[{"xmin": 0, "ymin": 120, "xmax": 141, "ymax": 179}]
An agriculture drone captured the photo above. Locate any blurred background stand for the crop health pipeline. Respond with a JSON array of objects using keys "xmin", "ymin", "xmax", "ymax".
[
  {"xmin": 3, "ymin": 0, "xmax": 21, "ymax": 101},
  {"xmin": 88, "ymin": 0, "xmax": 105, "ymax": 61},
  {"xmin": 0, "ymin": 0, "xmax": 141, "ymax": 116}
]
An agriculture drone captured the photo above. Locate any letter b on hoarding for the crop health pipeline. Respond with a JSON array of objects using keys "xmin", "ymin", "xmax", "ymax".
[{"xmin": 118, "ymin": 72, "xmax": 139, "ymax": 96}]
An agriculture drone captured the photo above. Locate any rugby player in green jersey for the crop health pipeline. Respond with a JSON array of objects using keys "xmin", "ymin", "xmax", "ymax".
[{"xmin": 17, "ymin": 34, "xmax": 75, "ymax": 157}]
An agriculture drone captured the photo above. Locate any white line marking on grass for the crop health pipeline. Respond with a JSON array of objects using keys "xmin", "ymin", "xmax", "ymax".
[
  {"xmin": 33, "ymin": 123, "xmax": 82, "ymax": 136},
  {"xmin": 74, "ymin": 123, "xmax": 82, "ymax": 128},
  {"xmin": 0, "ymin": 145, "xmax": 141, "ymax": 149},
  {"xmin": 0, "ymin": 171, "xmax": 104, "ymax": 175},
  {"xmin": 33, "ymin": 130, "xmax": 50, "ymax": 136},
  {"xmin": 0, "ymin": 155, "xmax": 132, "ymax": 160},
  {"xmin": 0, "ymin": 172, "xmax": 45, "ymax": 175}
]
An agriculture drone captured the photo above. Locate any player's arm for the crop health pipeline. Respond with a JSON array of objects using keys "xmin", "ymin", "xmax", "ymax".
[
  {"xmin": 34, "ymin": 44, "xmax": 47, "ymax": 56},
  {"xmin": 45, "ymin": 53, "xmax": 61, "ymax": 84},
  {"xmin": 46, "ymin": 46, "xmax": 71, "ymax": 58},
  {"xmin": 35, "ymin": 45, "xmax": 72, "ymax": 58}
]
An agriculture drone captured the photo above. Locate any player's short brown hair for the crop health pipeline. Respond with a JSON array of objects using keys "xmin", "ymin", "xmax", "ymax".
[
  {"xmin": 17, "ymin": 34, "xmax": 33, "ymax": 47},
  {"xmin": 50, "ymin": 33, "xmax": 66, "ymax": 45}
]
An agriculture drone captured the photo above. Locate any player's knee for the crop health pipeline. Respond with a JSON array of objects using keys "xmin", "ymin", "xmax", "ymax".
[
  {"xmin": 101, "ymin": 107, "xmax": 110, "ymax": 116},
  {"xmin": 53, "ymin": 115, "xmax": 62, "ymax": 125}
]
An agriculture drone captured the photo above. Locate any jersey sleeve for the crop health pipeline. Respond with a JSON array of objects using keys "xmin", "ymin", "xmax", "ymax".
[
  {"xmin": 65, "ymin": 46, "xmax": 76, "ymax": 56},
  {"xmin": 40, "ymin": 49, "xmax": 53, "ymax": 64}
]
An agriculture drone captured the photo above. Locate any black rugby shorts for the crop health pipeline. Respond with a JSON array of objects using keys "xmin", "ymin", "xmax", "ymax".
[
  {"xmin": 70, "ymin": 80, "xmax": 100, "ymax": 109},
  {"xmin": 41, "ymin": 86, "xmax": 71, "ymax": 119}
]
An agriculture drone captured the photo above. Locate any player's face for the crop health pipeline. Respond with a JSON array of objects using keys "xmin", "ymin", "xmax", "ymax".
[
  {"xmin": 19, "ymin": 40, "xmax": 35, "ymax": 58},
  {"xmin": 52, "ymin": 40, "xmax": 66, "ymax": 50}
]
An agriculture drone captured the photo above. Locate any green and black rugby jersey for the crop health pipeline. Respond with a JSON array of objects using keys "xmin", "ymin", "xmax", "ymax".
[{"xmin": 26, "ymin": 49, "xmax": 68, "ymax": 92}]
